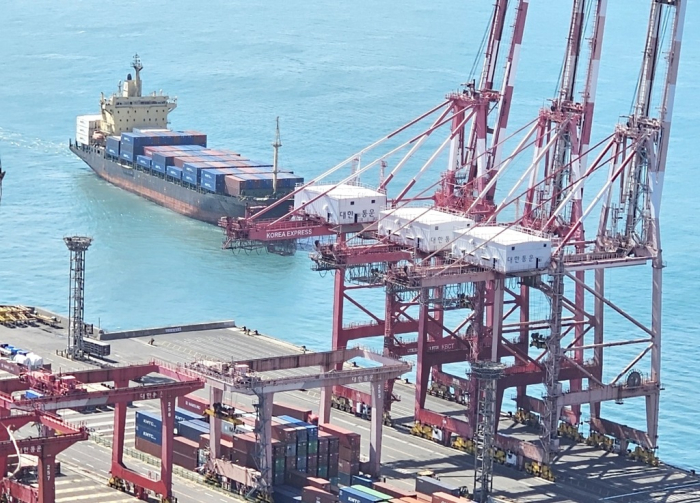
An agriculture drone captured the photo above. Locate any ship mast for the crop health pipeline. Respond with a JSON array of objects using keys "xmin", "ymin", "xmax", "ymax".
[
  {"xmin": 132, "ymin": 53, "xmax": 143, "ymax": 97},
  {"xmin": 272, "ymin": 117, "xmax": 281, "ymax": 194}
]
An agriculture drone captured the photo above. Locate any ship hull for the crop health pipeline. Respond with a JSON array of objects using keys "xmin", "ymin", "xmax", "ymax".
[{"xmin": 70, "ymin": 143, "xmax": 290, "ymax": 224}]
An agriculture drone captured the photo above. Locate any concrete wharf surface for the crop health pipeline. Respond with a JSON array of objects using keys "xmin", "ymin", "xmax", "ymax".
[{"xmin": 0, "ymin": 316, "xmax": 698, "ymax": 503}]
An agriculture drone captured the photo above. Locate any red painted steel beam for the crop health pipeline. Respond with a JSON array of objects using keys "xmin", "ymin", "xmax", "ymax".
[
  {"xmin": 0, "ymin": 478, "xmax": 37, "ymax": 503},
  {"xmin": 67, "ymin": 363, "xmax": 159, "ymax": 383},
  {"xmin": 0, "ymin": 429, "xmax": 87, "ymax": 457},
  {"xmin": 6, "ymin": 379, "xmax": 203, "ymax": 411}
]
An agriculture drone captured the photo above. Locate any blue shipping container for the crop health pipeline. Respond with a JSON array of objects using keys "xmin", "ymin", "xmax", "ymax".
[
  {"xmin": 178, "ymin": 419, "xmax": 209, "ymax": 442},
  {"xmin": 175, "ymin": 407, "xmax": 201, "ymax": 424},
  {"xmin": 339, "ymin": 487, "xmax": 385, "ymax": 503},
  {"xmin": 136, "ymin": 410, "xmax": 162, "ymax": 430},
  {"xmin": 136, "ymin": 155, "xmax": 152, "ymax": 168},
  {"xmin": 106, "ymin": 136, "xmax": 120, "ymax": 157},
  {"xmin": 120, "ymin": 150, "xmax": 133, "ymax": 162},
  {"xmin": 166, "ymin": 166, "xmax": 183, "ymax": 180},
  {"xmin": 25, "ymin": 390, "xmax": 43, "ymax": 399},
  {"xmin": 183, "ymin": 173, "xmax": 197, "ymax": 185},
  {"xmin": 136, "ymin": 424, "xmax": 162, "ymax": 445},
  {"xmin": 352, "ymin": 477, "xmax": 376, "ymax": 489}
]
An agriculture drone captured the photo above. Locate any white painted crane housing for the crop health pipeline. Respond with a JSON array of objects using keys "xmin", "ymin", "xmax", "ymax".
[
  {"xmin": 451, "ymin": 226, "xmax": 552, "ymax": 273},
  {"xmin": 377, "ymin": 207, "xmax": 475, "ymax": 253},
  {"xmin": 293, "ymin": 184, "xmax": 386, "ymax": 224}
]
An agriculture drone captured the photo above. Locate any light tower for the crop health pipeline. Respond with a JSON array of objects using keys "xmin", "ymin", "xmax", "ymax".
[
  {"xmin": 471, "ymin": 360, "xmax": 506, "ymax": 503},
  {"xmin": 64, "ymin": 236, "xmax": 92, "ymax": 359}
]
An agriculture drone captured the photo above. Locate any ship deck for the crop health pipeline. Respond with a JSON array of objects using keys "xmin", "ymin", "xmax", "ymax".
[{"xmin": 0, "ymin": 312, "xmax": 698, "ymax": 503}]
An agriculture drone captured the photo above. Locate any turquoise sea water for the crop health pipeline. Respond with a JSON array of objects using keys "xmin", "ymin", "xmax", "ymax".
[{"xmin": 0, "ymin": 1, "xmax": 698, "ymax": 469}]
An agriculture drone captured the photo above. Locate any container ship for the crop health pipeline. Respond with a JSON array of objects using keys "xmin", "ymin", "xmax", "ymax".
[{"xmin": 69, "ymin": 55, "xmax": 303, "ymax": 224}]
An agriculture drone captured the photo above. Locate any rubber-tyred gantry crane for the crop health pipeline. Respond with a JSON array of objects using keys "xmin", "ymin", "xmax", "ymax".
[
  {"xmin": 0, "ymin": 360, "xmax": 204, "ymax": 503},
  {"xmin": 219, "ymin": 0, "xmax": 685, "ymax": 482}
]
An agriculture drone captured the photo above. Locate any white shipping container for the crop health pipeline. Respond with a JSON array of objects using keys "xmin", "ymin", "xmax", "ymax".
[
  {"xmin": 76, "ymin": 114, "xmax": 102, "ymax": 145},
  {"xmin": 377, "ymin": 207, "xmax": 475, "ymax": 253},
  {"xmin": 451, "ymin": 226, "xmax": 552, "ymax": 273},
  {"xmin": 293, "ymin": 184, "xmax": 386, "ymax": 224}
]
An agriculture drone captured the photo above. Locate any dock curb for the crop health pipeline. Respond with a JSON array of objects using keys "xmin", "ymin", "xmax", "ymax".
[{"xmin": 98, "ymin": 320, "xmax": 236, "ymax": 340}]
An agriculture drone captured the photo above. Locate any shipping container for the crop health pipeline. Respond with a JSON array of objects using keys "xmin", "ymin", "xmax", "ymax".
[
  {"xmin": 120, "ymin": 150, "xmax": 134, "ymax": 163},
  {"xmin": 178, "ymin": 419, "xmax": 209, "ymax": 442},
  {"xmin": 339, "ymin": 445, "xmax": 360, "ymax": 461},
  {"xmin": 166, "ymin": 166, "xmax": 183, "ymax": 180},
  {"xmin": 173, "ymin": 450, "xmax": 198, "ymax": 471},
  {"xmin": 352, "ymin": 476, "xmax": 374, "ymax": 488},
  {"xmin": 81, "ymin": 338, "xmax": 111, "ymax": 357},
  {"xmin": 318, "ymin": 424, "xmax": 361, "ymax": 450},
  {"xmin": 275, "ymin": 486, "xmax": 303, "ymax": 503},
  {"xmin": 339, "ymin": 487, "xmax": 386, "ymax": 503},
  {"xmin": 352, "ymin": 486, "xmax": 392, "ymax": 502},
  {"xmin": 106, "ymin": 136, "xmax": 120, "ymax": 157},
  {"xmin": 136, "ymin": 410, "xmax": 162, "ymax": 431},
  {"xmin": 273, "ymin": 403, "xmax": 316, "ymax": 424},
  {"xmin": 430, "ymin": 492, "xmax": 471, "ymax": 503},
  {"xmin": 136, "ymin": 155, "xmax": 152, "ymax": 169},
  {"xmin": 307, "ymin": 478, "xmax": 332, "ymax": 492},
  {"xmin": 317, "ymin": 465, "xmax": 329, "ymax": 480},
  {"xmin": 372, "ymin": 482, "xmax": 416, "ymax": 499},
  {"xmin": 414, "ymin": 477, "xmax": 460, "ymax": 497},
  {"xmin": 178, "ymin": 394, "xmax": 208, "ymax": 415},
  {"xmin": 182, "ymin": 172, "xmax": 197, "ymax": 185},
  {"xmin": 303, "ymin": 486, "xmax": 338, "ymax": 503},
  {"xmin": 135, "ymin": 435, "xmax": 161, "ymax": 457},
  {"xmin": 337, "ymin": 459, "xmax": 359, "ymax": 476},
  {"xmin": 174, "ymin": 435, "xmax": 200, "ymax": 459},
  {"xmin": 25, "ymin": 390, "xmax": 43, "ymax": 400},
  {"xmin": 136, "ymin": 424, "xmax": 162, "ymax": 445}
]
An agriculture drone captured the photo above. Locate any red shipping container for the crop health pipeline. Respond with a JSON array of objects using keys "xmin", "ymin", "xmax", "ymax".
[
  {"xmin": 337, "ymin": 459, "xmax": 359, "ymax": 475},
  {"xmin": 178, "ymin": 394, "xmax": 209, "ymax": 415},
  {"xmin": 318, "ymin": 424, "xmax": 360, "ymax": 450},
  {"xmin": 173, "ymin": 451, "xmax": 198, "ymax": 471},
  {"xmin": 373, "ymin": 482, "xmax": 417, "ymax": 499},
  {"xmin": 135, "ymin": 436, "xmax": 161, "ymax": 458},
  {"xmin": 430, "ymin": 493, "xmax": 470, "ymax": 503},
  {"xmin": 273, "ymin": 402, "xmax": 316, "ymax": 424},
  {"xmin": 306, "ymin": 477, "xmax": 331, "ymax": 492},
  {"xmin": 302, "ymin": 486, "xmax": 338, "ymax": 503},
  {"xmin": 338, "ymin": 445, "xmax": 360, "ymax": 462},
  {"xmin": 174, "ymin": 436, "xmax": 199, "ymax": 459},
  {"xmin": 286, "ymin": 469, "xmax": 309, "ymax": 489}
]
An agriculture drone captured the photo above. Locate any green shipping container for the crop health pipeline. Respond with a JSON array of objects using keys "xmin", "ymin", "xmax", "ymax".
[
  {"xmin": 318, "ymin": 465, "xmax": 329, "ymax": 479},
  {"xmin": 308, "ymin": 440, "xmax": 318, "ymax": 455},
  {"xmin": 274, "ymin": 458, "xmax": 285, "ymax": 472}
]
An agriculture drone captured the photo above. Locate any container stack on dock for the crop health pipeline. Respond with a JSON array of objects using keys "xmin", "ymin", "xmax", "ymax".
[
  {"xmin": 105, "ymin": 128, "xmax": 303, "ymax": 197},
  {"xmin": 319, "ymin": 423, "xmax": 360, "ymax": 486}
]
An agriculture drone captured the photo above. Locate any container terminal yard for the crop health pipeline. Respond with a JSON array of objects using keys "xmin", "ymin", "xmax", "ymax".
[
  {"xmin": 0, "ymin": 0, "xmax": 697, "ymax": 502},
  {"xmin": 0, "ymin": 313, "xmax": 697, "ymax": 503}
]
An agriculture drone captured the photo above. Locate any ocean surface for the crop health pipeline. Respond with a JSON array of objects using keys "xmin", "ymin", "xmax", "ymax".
[{"xmin": 0, "ymin": 1, "xmax": 698, "ymax": 470}]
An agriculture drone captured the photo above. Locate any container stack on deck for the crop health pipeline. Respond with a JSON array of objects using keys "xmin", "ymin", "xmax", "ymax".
[{"xmin": 105, "ymin": 128, "xmax": 303, "ymax": 197}]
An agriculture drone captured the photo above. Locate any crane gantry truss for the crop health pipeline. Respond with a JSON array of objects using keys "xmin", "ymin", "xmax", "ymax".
[{"xmin": 220, "ymin": 0, "xmax": 686, "ymax": 469}]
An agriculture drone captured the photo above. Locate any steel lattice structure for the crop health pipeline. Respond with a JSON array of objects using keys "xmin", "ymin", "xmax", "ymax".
[
  {"xmin": 219, "ymin": 0, "xmax": 686, "ymax": 472},
  {"xmin": 64, "ymin": 236, "xmax": 93, "ymax": 358}
]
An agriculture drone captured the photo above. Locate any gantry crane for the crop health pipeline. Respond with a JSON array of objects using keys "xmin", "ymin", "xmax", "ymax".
[{"xmin": 219, "ymin": 0, "xmax": 686, "ymax": 488}]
